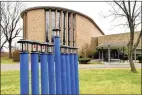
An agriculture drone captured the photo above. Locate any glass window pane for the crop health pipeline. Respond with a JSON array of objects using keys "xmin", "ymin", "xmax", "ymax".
[
  {"xmin": 73, "ymin": 14, "xmax": 75, "ymax": 46},
  {"xmin": 68, "ymin": 13, "xmax": 70, "ymax": 46},
  {"xmin": 46, "ymin": 11, "xmax": 49, "ymax": 42},
  {"xmin": 63, "ymin": 12, "xmax": 66, "ymax": 45},
  {"xmin": 51, "ymin": 11, "xmax": 55, "ymax": 43}
]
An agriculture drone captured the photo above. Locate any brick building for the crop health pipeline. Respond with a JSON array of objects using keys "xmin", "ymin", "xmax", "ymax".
[
  {"xmin": 21, "ymin": 6, "xmax": 104, "ymax": 54},
  {"xmin": 21, "ymin": 6, "xmax": 141, "ymax": 60}
]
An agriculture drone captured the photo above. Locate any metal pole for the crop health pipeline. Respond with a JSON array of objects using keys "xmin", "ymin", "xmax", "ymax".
[
  {"xmin": 70, "ymin": 47, "xmax": 75, "ymax": 94},
  {"xmin": 108, "ymin": 45, "xmax": 110, "ymax": 63},
  {"xmin": 20, "ymin": 51, "xmax": 29, "ymax": 94},
  {"xmin": 135, "ymin": 48, "xmax": 136, "ymax": 62},
  {"xmin": 61, "ymin": 50, "xmax": 67, "ymax": 94},
  {"xmin": 102, "ymin": 47, "xmax": 103, "ymax": 61},
  {"xmin": 74, "ymin": 48, "xmax": 79, "ymax": 94},
  {"xmin": 31, "ymin": 52, "xmax": 39, "ymax": 94},
  {"xmin": 99, "ymin": 49, "xmax": 100, "ymax": 60},
  {"xmin": 48, "ymin": 53, "xmax": 55, "ymax": 94},
  {"xmin": 123, "ymin": 47, "xmax": 125, "ymax": 63},
  {"xmin": 40, "ymin": 52, "xmax": 48, "ymax": 94},
  {"xmin": 118, "ymin": 48, "xmax": 119, "ymax": 60},
  {"xmin": 66, "ymin": 47, "xmax": 71, "ymax": 94},
  {"xmin": 54, "ymin": 33, "xmax": 62, "ymax": 94}
]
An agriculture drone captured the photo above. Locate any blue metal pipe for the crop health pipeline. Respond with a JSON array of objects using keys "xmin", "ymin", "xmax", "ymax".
[
  {"xmin": 54, "ymin": 36, "xmax": 62, "ymax": 94},
  {"xmin": 66, "ymin": 52, "xmax": 71, "ymax": 94},
  {"xmin": 70, "ymin": 52, "xmax": 76, "ymax": 94},
  {"xmin": 40, "ymin": 52, "xmax": 48, "ymax": 94},
  {"xmin": 31, "ymin": 52, "xmax": 39, "ymax": 94},
  {"xmin": 61, "ymin": 53, "xmax": 67, "ymax": 94},
  {"xmin": 74, "ymin": 53, "xmax": 79, "ymax": 94},
  {"xmin": 47, "ymin": 53, "xmax": 55, "ymax": 94},
  {"xmin": 20, "ymin": 51, "xmax": 29, "ymax": 94}
]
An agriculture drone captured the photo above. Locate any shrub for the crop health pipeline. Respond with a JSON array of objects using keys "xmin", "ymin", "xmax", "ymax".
[
  {"xmin": 137, "ymin": 55, "xmax": 142, "ymax": 63},
  {"xmin": 79, "ymin": 55, "xmax": 83, "ymax": 58},
  {"xmin": 121, "ymin": 56, "xmax": 128, "ymax": 60},
  {"xmin": 88, "ymin": 54, "xmax": 92, "ymax": 58},
  {"xmin": 78, "ymin": 58, "xmax": 91, "ymax": 64},
  {"xmin": 12, "ymin": 50, "xmax": 20, "ymax": 62}
]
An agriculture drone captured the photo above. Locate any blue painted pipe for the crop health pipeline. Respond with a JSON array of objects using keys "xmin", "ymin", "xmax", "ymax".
[
  {"xmin": 40, "ymin": 52, "xmax": 48, "ymax": 94},
  {"xmin": 54, "ymin": 36, "xmax": 62, "ymax": 94},
  {"xmin": 31, "ymin": 52, "xmax": 39, "ymax": 94},
  {"xmin": 70, "ymin": 52, "xmax": 76, "ymax": 94},
  {"xmin": 47, "ymin": 53, "xmax": 55, "ymax": 94},
  {"xmin": 61, "ymin": 53, "xmax": 67, "ymax": 94},
  {"xmin": 20, "ymin": 51, "xmax": 29, "ymax": 94},
  {"xmin": 66, "ymin": 52, "xmax": 71, "ymax": 94},
  {"xmin": 74, "ymin": 53, "xmax": 79, "ymax": 94}
]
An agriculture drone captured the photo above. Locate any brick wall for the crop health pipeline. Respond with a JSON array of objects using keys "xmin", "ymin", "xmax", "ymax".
[
  {"xmin": 97, "ymin": 32, "xmax": 141, "ymax": 49},
  {"xmin": 75, "ymin": 14, "xmax": 104, "ymax": 56},
  {"xmin": 26, "ymin": 9, "xmax": 46, "ymax": 42}
]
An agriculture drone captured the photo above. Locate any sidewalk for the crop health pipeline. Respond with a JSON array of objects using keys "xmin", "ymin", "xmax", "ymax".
[{"xmin": 1, "ymin": 63, "xmax": 141, "ymax": 71}]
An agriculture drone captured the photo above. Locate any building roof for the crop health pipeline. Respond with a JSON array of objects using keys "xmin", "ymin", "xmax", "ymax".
[
  {"xmin": 97, "ymin": 42, "xmax": 128, "ymax": 49},
  {"xmin": 21, "ymin": 6, "xmax": 105, "ymax": 35}
]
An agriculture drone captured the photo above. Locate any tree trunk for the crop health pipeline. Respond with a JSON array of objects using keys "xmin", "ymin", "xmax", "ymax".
[
  {"xmin": 128, "ymin": 54, "xmax": 137, "ymax": 73},
  {"xmin": 128, "ymin": 44, "xmax": 137, "ymax": 73},
  {"xmin": 9, "ymin": 40, "xmax": 12, "ymax": 58}
]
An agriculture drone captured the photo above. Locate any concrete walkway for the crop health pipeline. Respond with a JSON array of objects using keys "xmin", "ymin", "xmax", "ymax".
[
  {"xmin": 79, "ymin": 63, "xmax": 141, "ymax": 69},
  {"xmin": 1, "ymin": 63, "xmax": 141, "ymax": 71}
]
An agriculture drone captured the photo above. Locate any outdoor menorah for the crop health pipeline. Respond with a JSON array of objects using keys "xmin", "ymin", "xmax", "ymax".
[{"xmin": 18, "ymin": 28, "xmax": 79, "ymax": 95}]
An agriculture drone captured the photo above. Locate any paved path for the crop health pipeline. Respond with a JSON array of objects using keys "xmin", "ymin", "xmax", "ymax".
[
  {"xmin": 1, "ymin": 63, "xmax": 141, "ymax": 71},
  {"xmin": 79, "ymin": 63, "xmax": 141, "ymax": 69}
]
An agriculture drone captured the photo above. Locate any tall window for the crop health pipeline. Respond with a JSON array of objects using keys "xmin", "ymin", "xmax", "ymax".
[
  {"xmin": 51, "ymin": 11, "xmax": 55, "ymax": 43},
  {"xmin": 63, "ymin": 12, "xmax": 66, "ymax": 45},
  {"xmin": 68, "ymin": 13, "xmax": 71, "ymax": 46},
  {"xmin": 73, "ymin": 14, "xmax": 75, "ymax": 46},
  {"xmin": 45, "ymin": 9, "xmax": 75, "ymax": 46},
  {"xmin": 46, "ymin": 11, "xmax": 49, "ymax": 42}
]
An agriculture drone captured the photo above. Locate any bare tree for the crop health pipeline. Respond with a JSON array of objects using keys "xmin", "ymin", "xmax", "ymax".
[
  {"xmin": 101, "ymin": 1, "xmax": 141, "ymax": 73},
  {"xmin": 0, "ymin": 2, "xmax": 25, "ymax": 58}
]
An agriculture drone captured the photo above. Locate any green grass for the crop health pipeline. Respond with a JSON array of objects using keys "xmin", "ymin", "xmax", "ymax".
[
  {"xmin": 1, "ymin": 69, "xmax": 141, "ymax": 94},
  {"xmin": 1, "ymin": 56, "xmax": 18, "ymax": 64}
]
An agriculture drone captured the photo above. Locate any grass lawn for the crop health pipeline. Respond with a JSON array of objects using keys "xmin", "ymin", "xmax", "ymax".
[
  {"xmin": 1, "ymin": 56, "xmax": 18, "ymax": 64},
  {"xmin": 1, "ymin": 69, "xmax": 141, "ymax": 94}
]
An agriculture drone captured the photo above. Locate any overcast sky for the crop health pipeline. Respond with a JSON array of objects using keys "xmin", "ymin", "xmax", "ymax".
[
  {"xmin": 2, "ymin": 1, "xmax": 141, "ymax": 51},
  {"xmin": 22, "ymin": 1, "xmax": 141, "ymax": 34},
  {"xmin": 22, "ymin": 1, "xmax": 131, "ymax": 35}
]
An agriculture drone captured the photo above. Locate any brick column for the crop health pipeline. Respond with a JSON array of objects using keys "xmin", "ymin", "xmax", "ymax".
[
  {"xmin": 65, "ymin": 11, "xmax": 68, "ymax": 46},
  {"xmin": 69, "ymin": 13, "xmax": 74, "ymax": 47},
  {"xmin": 55, "ymin": 9, "xmax": 57, "ymax": 28}
]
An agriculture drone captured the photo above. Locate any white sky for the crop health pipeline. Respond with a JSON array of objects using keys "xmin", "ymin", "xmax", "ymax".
[
  {"xmin": 1, "ymin": 1, "xmax": 141, "ymax": 51},
  {"xmin": 22, "ymin": 1, "xmax": 141, "ymax": 34},
  {"xmin": 22, "ymin": 1, "xmax": 131, "ymax": 35}
]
